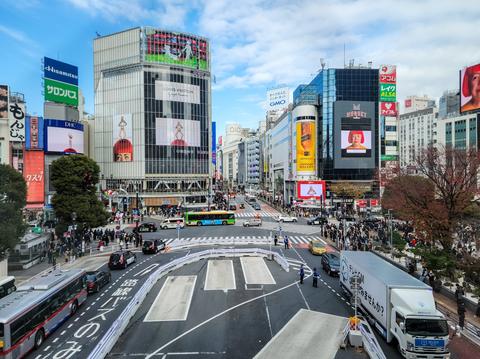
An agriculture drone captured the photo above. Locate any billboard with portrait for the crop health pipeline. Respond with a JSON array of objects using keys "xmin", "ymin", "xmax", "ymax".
[
  {"xmin": 155, "ymin": 118, "xmax": 200, "ymax": 147},
  {"xmin": 25, "ymin": 116, "xmax": 44, "ymax": 150},
  {"xmin": 155, "ymin": 80, "xmax": 200, "ymax": 104},
  {"xmin": 45, "ymin": 119, "xmax": 84, "ymax": 154},
  {"xmin": 460, "ymin": 63, "xmax": 480, "ymax": 113},
  {"xmin": 24, "ymin": 151, "xmax": 45, "ymax": 204},
  {"xmin": 0, "ymin": 85, "xmax": 8, "ymax": 120},
  {"xmin": 143, "ymin": 28, "xmax": 209, "ymax": 71},
  {"xmin": 297, "ymin": 180, "xmax": 326, "ymax": 200},
  {"xmin": 296, "ymin": 120, "xmax": 316, "ymax": 176},
  {"xmin": 334, "ymin": 101, "xmax": 376, "ymax": 169},
  {"xmin": 112, "ymin": 114, "xmax": 133, "ymax": 162}
]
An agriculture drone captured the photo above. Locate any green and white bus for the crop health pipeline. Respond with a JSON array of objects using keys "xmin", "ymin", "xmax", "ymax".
[
  {"xmin": 0, "ymin": 268, "xmax": 87, "ymax": 358},
  {"xmin": 184, "ymin": 210, "xmax": 235, "ymax": 226}
]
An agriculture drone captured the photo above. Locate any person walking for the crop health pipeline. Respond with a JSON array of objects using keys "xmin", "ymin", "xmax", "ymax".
[
  {"xmin": 313, "ymin": 267, "xmax": 319, "ymax": 287},
  {"xmin": 274, "ymin": 234, "xmax": 278, "ymax": 246},
  {"xmin": 458, "ymin": 298, "xmax": 466, "ymax": 330},
  {"xmin": 299, "ymin": 264, "xmax": 305, "ymax": 284},
  {"xmin": 284, "ymin": 235, "xmax": 289, "ymax": 249},
  {"xmin": 455, "ymin": 284, "xmax": 465, "ymax": 304}
]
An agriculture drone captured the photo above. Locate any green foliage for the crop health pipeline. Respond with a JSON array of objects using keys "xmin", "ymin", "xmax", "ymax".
[
  {"xmin": 0, "ymin": 164, "xmax": 27, "ymax": 255},
  {"xmin": 413, "ymin": 247, "xmax": 456, "ymax": 279},
  {"xmin": 392, "ymin": 230, "xmax": 405, "ymax": 252},
  {"xmin": 51, "ymin": 155, "xmax": 108, "ymax": 233}
]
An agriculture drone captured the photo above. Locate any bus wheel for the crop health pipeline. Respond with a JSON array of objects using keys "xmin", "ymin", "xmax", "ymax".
[
  {"xmin": 222, "ymin": 221, "xmax": 227, "ymax": 225},
  {"xmin": 70, "ymin": 300, "xmax": 78, "ymax": 316},
  {"xmin": 34, "ymin": 328, "xmax": 45, "ymax": 349},
  {"xmin": 198, "ymin": 222, "xmax": 202, "ymax": 226}
]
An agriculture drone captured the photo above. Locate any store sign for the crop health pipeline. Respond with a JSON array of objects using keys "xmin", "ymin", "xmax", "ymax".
[
  {"xmin": 380, "ymin": 102, "xmax": 397, "ymax": 116},
  {"xmin": 8, "ymin": 102, "xmax": 25, "ymax": 141},
  {"xmin": 24, "ymin": 151, "xmax": 45, "ymax": 204},
  {"xmin": 44, "ymin": 57, "xmax": 78, "ymax": 86},
  {"xmin": 379, "ymin": 65, "xmax": 397, "ymax": 84},
  {"xmin": 44, "ymin": 78, "xmax": 78, "ymax": 106},
  {"xmin": 381, "ymin": 154, "xmax": 398, "ymax": 161},
  {"xmin": 25, "ymin": 116, "xmax": 44, "ymax": 150},
  {"xmin": 379, "ymin": 83, "xmax": 396, "ymax": 102}
]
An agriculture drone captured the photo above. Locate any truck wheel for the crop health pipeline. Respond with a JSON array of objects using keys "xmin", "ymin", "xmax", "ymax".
[
  {"xmin": 34, "ymin": 328, "xmax": 45, "ymax": 349},
  {"xmin": 70, "ymin": 300, "xmax": 78, "ymax": 316}
]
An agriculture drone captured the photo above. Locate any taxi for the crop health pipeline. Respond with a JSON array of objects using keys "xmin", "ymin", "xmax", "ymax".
[{"xmin": 308, "ymin": 240, "xmax": 327, "ymax": 255}]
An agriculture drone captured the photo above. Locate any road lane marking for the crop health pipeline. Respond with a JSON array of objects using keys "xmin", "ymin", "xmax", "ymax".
[
  {"xmin": 240, "ymin": 257, "xmax": 276, "ymax": 285},
  {"xmin": 204, "ymin": 260, "xmax": 236, "ymax": 291}
]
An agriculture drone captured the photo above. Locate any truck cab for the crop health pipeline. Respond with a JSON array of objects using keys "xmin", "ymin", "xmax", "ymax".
[{"xmin": 390, "ymin": 288, "xmax": 449, "ymax": 359}]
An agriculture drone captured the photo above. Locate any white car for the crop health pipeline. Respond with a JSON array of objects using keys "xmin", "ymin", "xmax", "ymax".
[
  {"xmin": 275, "ymin": 215, "xmax": 298, "ymax": 222},
  {"xmin": 243, "ymin": 218, "xmax": 262, "ymax": 227}
]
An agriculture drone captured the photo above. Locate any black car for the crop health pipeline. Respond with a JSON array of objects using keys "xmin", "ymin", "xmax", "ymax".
[
  {"xmin": 137, "ymin": 222, "xmax": 157, "ymax": 232},
  {"xmin": 321, "ymin": 252, "xmax": 340, "ymax": 276},
  {"xmin": 108, "ymin": 250, "xmax": 137, "ymax": 269},
  {"xmin": 86, "ymin": 270, "xmax": 111, "ymax": 293},
  {"xmin": 307, "ymin": 216, "xmax": 328, "ymax": 225},
  {"xmin": 142, "ymin": 239, "xmax": 166, "ymax": 254}
]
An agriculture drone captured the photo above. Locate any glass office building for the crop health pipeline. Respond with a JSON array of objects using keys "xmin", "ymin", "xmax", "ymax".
[{"xmin": 93, "ymin": 27, "xmax": 211, "ymax": 211}]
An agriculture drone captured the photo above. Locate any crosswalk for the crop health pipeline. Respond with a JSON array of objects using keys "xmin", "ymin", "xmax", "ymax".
[
  {"xmin": 235, "ymin": 211, "xmax": 280, "ymax": 218},
  {"xmin": 163, "ymin": 235, "xmax": 327, "ymax": 247}
]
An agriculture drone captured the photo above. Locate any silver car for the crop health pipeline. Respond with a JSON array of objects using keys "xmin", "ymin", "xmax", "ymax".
[{"xmin": 243, "ymin": 218, "xmax": 262, "ymax": 227}]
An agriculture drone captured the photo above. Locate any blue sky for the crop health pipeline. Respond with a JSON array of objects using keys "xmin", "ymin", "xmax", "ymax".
[{"xmin": 1, "ymin": 0, "xmax": 479, "ymax": 138}]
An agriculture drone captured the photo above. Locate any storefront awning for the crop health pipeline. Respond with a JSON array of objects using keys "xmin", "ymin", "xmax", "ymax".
[{"xmin": 25, "ymin": 203, "xmax": 44, "ymax": 209}]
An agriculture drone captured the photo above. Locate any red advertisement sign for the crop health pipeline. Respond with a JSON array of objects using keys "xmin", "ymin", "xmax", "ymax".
[
  {"xmin": 297, "ymin": 180, "xmax": 326, "ymax": 200},
  {"xmin": 356, "ymin": 199, "xmax": 367, "ymax": 208},
  {"xmin": 405, "ymin": 99, "xmax": 412, "ymax": 108},
  {"xmin": 380, "ymin": 102, "xmax": 397, "ymax": 116},
  {"xmin": 370, "ymin": 199, "xmax": 379, "ymax": 207},
  {"xmin": 24, "ymin": 151, "xmax": 45, "ymax": 204},
  {"xmin": 379, "ymin": 65, "xmax": 397, "ymax": 84}
]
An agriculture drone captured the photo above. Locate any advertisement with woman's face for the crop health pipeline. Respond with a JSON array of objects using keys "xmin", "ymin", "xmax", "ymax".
[
  {"xmin": 460, "ymin": 64, "xmax": 480, "ymax": 113},
  {"xmin": 341, "ymin": 130, "xmax": 372, "ymax": 156}
]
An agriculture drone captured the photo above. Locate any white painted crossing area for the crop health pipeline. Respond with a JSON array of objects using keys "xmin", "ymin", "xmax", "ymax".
[
  {"xmin": 235, "ymin": 211, "xmax": 280, "ymax": 218},
  {"xmin": 164, "ymin": 235, "xmax": 327, "ymax": 248},
  {"xmin": 204, "ymin": 260, "xmax": 236, "ymax": 291}
]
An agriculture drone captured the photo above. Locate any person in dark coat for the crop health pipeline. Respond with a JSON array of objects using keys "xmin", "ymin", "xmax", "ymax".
[
  {"xmin": 313, "ymin": 268, "xmax": 319, "ymax": 287},
  {"xmin": 299, "ymin": 264, "xmax": 305, "ymax": 284}
]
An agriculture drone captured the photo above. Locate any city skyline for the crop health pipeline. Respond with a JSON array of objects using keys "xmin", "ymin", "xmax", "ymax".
[{"xmin": 0, "ymin": 0, "xmax": 479, "ymax": 136}]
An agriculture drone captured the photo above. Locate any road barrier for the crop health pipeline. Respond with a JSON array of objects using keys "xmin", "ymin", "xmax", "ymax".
[
  {"xmin": 87, "ymin": 248, "xmax": 289, "ymax": 359},
  {"xmin": 358, "ymin": 319, "xmax": 387, "ymax": 359}
]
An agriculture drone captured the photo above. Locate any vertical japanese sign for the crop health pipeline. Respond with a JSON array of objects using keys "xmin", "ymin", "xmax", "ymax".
[
  {"xmin": 24, "ymin": 151, "xmax": 45, "ymax": 204},
  {"xmin": 379, "ymin": 65, "xmax": 397, "ymax": 114},
  {"xmin": 8, "ymin": 101, "xmax": 26, "ymax": 141},
  {"xmin": 212, "ymin": 121, "xmax": 216, "ymax": 165},
  {"xmin": 0, "ymin": 85, "xmax": 8, "ymax": 120},
  {"xmin": 25, "ymin": 116, "xmax": 44, "ymax": 150}
]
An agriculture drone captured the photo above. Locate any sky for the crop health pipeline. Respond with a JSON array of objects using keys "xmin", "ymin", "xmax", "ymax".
[{"xmin": 1, "ymin": 0, "xmax": 480, "ymax": 138}]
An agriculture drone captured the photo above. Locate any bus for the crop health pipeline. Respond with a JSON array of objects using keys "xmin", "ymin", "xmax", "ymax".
[
  {"xmin": 0, "ymin": 277, "xmax": 15, "ymax": 299},
  {"xmin": 184, "ymin": 211, "xmax": 235, "ymax": 226},
  {"xmin": 0, "ymin": 268, "xmax": 87, "ymax": 358}
]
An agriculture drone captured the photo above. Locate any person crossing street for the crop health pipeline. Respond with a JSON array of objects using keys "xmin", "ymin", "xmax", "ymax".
[
  {"xmin": 313, "ymin": 267, "xmax": 319, "ymax": 287},
  {"xmin": 299, "ymin": 264, "xmax": 305, "ymax": 284}
]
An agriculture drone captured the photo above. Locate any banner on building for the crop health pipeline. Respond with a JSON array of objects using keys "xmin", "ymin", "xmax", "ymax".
[
  {"xmin": 144, "ymin": 29, "xmax": 209, "ymax": 71},
  {"xmin": 44, "ymin": 57, "xmax": 78, "ymax": 86},
  {"xmin": 112, "ymin": 114, "xmax": 133, "ymax": 162},
  {"xmin": 25, "ymin": 116, "xmax": 44, "ymax": 150},
  {"xmin": 45, "ymin": 119, "xmax": 84, "ymax": 154},
  {"xmin": 267, "ymin": 87, "xmax": 290, "ymax": 111},
  {"xmin": 460, "ymin": 63, "xmax": 480, "ymax": 114},
  {"xmin": 155, "ymin": 80, "xmax": 200, "ymax": 104},
  {"xmin": 155, "ymin": 118, "xmax": 200, "ymax": 147},
  {"xmin": 379, "ymin": 83, "xmax": 396, "ymax": 102},
  {"xmin": 24, "ymin": 151, "xmax": 45, "ymax": 204},
  {"xmin": 212, "ymin": 121, "xmax": 216, "ymax": 165},
  {"xmin": 296, "ymin": 120, "xmax": 316, "ymax": 175},
  {"xmin": 379, "ymin": 65, "xmax": 397, "ymax": 84},
  {"xmin": 0, "ymin": 85, "xmax": 8, "ymax": 120},
  {"xmin": 380, "ymin": 102, "xmax": 397, "ymax": 116},
  {"xmin": 8, "ymin": 101, "xmax": 25, "ymax": 141},
  {"xmin": 297, "ymin": 180, "xmax": 326, "ymax": 200}
]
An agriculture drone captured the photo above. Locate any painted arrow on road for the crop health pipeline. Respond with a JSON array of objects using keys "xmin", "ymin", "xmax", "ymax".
[{"xmin": 134, "ymin": 263, "xmax": 160, "ymax": 277}]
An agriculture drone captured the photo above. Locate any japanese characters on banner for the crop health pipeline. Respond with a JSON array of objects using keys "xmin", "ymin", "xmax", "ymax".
[
  {"xmin": 379, "ymin": 65, "xmax": 397, "ymax": 116},
  {"xmin": 8, "ymin": 101, "xmax": 26, "ymax": 141},
  {"xmin": 24, "ymin": 151, "xmax": 45, "ymax": 205}
]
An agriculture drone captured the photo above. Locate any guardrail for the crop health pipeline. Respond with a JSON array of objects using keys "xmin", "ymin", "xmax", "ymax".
[
  {"xmin": 87, "ymin": 247, "xmax": 289, "ymax": 359},
  {"xmin": 358, "ymin": 319, "xmax": 387, "ymax": 359}
]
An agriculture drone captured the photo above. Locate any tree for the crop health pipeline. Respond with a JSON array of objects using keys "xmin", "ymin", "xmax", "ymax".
[
  {"xmin": 0, "ymin": 164, "xmax": 27, "ymax": 256},
  {"xmin": 383, "ymin": 146, "xmax": 480, "ymax": 250},
  {"xmin": 51, "ymin": 155, "xmax": 108, "ymax": 234}
]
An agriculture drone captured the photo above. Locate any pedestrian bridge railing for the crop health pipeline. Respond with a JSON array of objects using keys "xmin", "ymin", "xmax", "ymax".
[{"xmin": 88, "ymin": 248, "xmax": 289, "ymax": 359}]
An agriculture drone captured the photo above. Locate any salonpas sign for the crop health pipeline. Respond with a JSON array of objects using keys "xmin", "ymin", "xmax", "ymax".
[{"xmin": 44, "ymin": 78, "xmax": 78, "ymax": 107}]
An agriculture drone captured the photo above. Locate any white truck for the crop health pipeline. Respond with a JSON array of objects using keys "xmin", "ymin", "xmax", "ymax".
[{"xmin": 340, "ymin": 251, "xmax": 450, "ymax": 359}]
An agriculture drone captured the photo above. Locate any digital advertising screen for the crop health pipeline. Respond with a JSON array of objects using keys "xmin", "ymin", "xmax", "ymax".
[
  {"xmin": 334, "ymin": 101, "xmax": 376, "ymax": 169},
  {"xmin": 155, "ymin": 118, "xmax": 200, "ymax": 147},
  {"xmin": 24, "ymin": 151, "xmax": 45, "ymax": 204},
  {"xmin": 297, "ymin": 180, "xmax": 326, "ymax": 200},
  {"xmin": 296, "ymin": 120, "xmax": 316, "ymax": 176},
  {"xmin": 460, "ymin": 63, "xmax": 480, "ymax": 114},
  {"xmin": 45, "ymin": 119, "xmax": 84, "ymax": 154},
  {"xmin": 112, "ymin": 114, "xmax": 133, "ymax": 162}
]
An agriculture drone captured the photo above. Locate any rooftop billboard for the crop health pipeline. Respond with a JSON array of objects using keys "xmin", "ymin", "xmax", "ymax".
[
  {"xmin": 44, "ymin": 119, "xmax": 84, "ymax": 154},
  {"xmin": 460, "ymin": 63, "xmax": 480, "ymax": 113}
]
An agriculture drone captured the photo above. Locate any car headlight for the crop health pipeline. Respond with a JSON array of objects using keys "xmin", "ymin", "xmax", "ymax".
[{"xmin": 407, "ymin": 341, "xmax": 414, "ymax": 351}]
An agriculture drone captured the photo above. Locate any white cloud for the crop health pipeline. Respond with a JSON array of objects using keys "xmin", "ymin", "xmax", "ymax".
[{"xmin": 0, "ymin": 24, "xmax": 41, "ymax": 58}]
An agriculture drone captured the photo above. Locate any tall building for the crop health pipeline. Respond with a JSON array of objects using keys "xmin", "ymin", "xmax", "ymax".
[
  {"xmin": 245, "ymin": 134, "xmax": 260, "ymax": 187},
  {"xmin": 93, "ymin": 28, "xmax": 211, "ymax": 212},
  {"xmin": 438, "ymin": 90, "xmax": 460, "ymax": 120},
  {"xmin": 436, "ymin": 113, "xmax": 478, "ymax": 150},
  {"xmin": 403, "ymin": 95, "xmax": 435, "ymax": 114},
  {"xmin": 398, "ymin": 104, "xmax": 437, "ymax": 167}
]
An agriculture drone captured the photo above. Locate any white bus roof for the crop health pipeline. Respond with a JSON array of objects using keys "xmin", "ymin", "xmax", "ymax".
[{"xmin": 0, "ymin": 269, "xmax": 85, "ymax": 323}]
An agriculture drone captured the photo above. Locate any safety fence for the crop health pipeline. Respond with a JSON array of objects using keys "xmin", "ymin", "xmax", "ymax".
[{"xmin": 87, "ymin": 247, "xmax": 289, "ymax": 359}]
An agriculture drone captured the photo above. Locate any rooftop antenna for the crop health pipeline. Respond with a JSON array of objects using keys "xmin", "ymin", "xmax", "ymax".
[
  {"xmin": 343, "ymin": 43, "xmax": 346, "ymax": 68},
  {"xmin": 320, "ymin": 58, "xmax": 326, "ymax": 70}
]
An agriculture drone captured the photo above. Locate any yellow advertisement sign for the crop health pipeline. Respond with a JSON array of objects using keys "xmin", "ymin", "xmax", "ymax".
[{"xmin": 296, "ymin": 120, "xmax": 316, "ymax": 175}]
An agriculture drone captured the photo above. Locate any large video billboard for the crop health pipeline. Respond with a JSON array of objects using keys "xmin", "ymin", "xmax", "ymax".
[
  {"xmin": 25, "ymin": 116, "xmax": 44, "ymax": 150},
  {"xmin": 460, "ymin": 63, "xmax": 480, "ymax": 113},
  {"xmin": 0, "ymin": 85, "xmax": 8, "ymax": 120},
  {"xmin": 24, "ymin": 151, "xmax": 45, "ymax": 204},
  {"xmin": 143, "ymin": 28, "xmax": 209, "ymax": 71},
  {"xmin": 334, "ymin": 101, "xmax": 376, "ymax": 169},
  {"xmin": 267, "ymin": 87, "xmax": 290, "ymax": 111},
  {"xmin": 296, "ymin": 120, "xmax": 316, "ymax": 176},
  {"xmin": 297, "ymin": 180, "xmax": 326, "ymax": 200},
  {"xmin": 45, "ymin": 119, "xmax": 84, "ymax": 154},
  {"xmin": 155, "ymin": 80, "xmax": 200, "ymax": 104},
  {"xmin": 112, "ymin": 114, "xmax": 133, "ymax": 162},
  {"xmin": 155, "ymin": 118, "xmax": 200, "ymax": 147}
]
